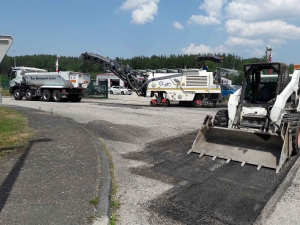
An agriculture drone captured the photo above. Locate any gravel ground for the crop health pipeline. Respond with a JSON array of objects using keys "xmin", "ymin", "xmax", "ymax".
[{"xmin": 2, "ymin": 94, "xmax": 300, "ymax": 225}]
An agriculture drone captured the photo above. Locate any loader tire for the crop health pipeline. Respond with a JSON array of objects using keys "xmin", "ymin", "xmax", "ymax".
[
  {"xmin": 282, "ymin": 113, "xmax": 300, "ymax": 155},
  {"xmin": 213, "ymin": 109, "xmax": 228, "ymax": 127}
]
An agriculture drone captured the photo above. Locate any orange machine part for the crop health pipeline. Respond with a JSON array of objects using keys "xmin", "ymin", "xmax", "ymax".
[{"xmin": 294, "ymin": 64, "xmax": 300, "ymax": 70}]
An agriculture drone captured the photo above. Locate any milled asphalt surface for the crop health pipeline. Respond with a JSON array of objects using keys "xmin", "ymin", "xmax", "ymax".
[
  {"xmin": 0, "ymin": 105, "xmax": 103, "ymax": 225},
  {"xmin": 2, "ymin": 94, "xmax": 300, "ymax": 225}
]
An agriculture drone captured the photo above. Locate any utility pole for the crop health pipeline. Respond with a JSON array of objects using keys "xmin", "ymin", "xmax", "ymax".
[
  {"xmin": 55, "ymin": 55, "xmax": 60, "ymax": 73},
  {"xmin": 13, "ymin": 49, "xmax": 16, "ymax": 67},
  {"xmin": 265, "ymin": 47, "xmax": 273, "ymax": 62},
  {"xmin": 266, "ymin": 47, "xmax": 273, "ymax": 74}
]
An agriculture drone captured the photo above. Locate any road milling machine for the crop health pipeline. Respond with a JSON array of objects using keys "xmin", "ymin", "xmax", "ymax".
[
  {"xmin": 81, "ymin": 52, "xmax": 223, "ymax": 107},
  {"xmin": 188, "ymin": 62, "xmax": 300, "ymax": 173}
]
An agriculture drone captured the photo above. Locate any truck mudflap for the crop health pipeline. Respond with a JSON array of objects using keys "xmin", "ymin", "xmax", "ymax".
[{"xmin": 188, "ymin": 116, "xmax": 293, "ymax": 173}]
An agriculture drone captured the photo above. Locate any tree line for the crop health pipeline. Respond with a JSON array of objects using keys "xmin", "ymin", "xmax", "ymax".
[{"xmin": 0, "ymin": 53, "xmax": 295, "ymax": 86}]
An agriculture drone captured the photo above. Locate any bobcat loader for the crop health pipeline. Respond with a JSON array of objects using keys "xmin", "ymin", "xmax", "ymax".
[{"xmin": 188, "ymin": 62, "xmax": 300, "ymax": 173}]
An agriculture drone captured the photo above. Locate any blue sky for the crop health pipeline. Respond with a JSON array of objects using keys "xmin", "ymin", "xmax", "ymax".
[{"xmin": 2, "ymin": 0, "xmax": 300, "ymax": 65}]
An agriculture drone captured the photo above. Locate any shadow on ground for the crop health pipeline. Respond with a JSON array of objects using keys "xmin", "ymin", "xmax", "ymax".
[
  {"xmin": 123, "ymin": 131, "xmax": 297, "ymax": 225},
  {"xmin": 0, "ymin": 138, "xmax": 52, "ymax": 213},
  {"xmin": 96, "ymin": 102, "xmax": 227, "ymax": 110}
]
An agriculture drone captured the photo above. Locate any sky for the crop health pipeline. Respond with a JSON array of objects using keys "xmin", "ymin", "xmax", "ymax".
[{"xmin": 1, "ymin": 0, "xmax": 300, "ymax": 66}]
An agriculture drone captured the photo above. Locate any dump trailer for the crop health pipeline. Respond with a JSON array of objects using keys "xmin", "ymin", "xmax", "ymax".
[
  {"xmin": 8, "ymin": 67, "xmax": 90, "ymax": 102},
  {"xmin": 81, "ymin": 52, "xmax": 223, "ymax": 107},
  {"xmin": 188, "ymin": 62, "xmax": 300, "ymax": 173}
]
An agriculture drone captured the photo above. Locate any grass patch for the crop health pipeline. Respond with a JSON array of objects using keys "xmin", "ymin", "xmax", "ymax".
[
  {"xmin": 89, "ymin": 197, "xmax": 99, "ymax": 205},
  {"xmin": 87, "ymin": 214, "xmax": 98, "ymax": 223},
  {"xmin": 0, "ymin": 106, "xmax": 33, "ymax": 156},
  {"xmin": 98, "ymin": 138, "xmax": 120, "ymax": 225},
  {"xmin": 0, "ymin": 89, "xmax": 12, "ymax": 96}
]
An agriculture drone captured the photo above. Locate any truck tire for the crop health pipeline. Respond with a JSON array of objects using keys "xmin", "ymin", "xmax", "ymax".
[
  {"xmin": 14, "ymin": 89, "xmax": 22, "ymax": 100},
  {"xmin": 25, "ymin": 89, "xmax": 33, "ymax": 101},
  {"xmin": 52, "ymin": 90, "xmax": 62, "ymax": 102},
  {"xmin": 282, "ymin": 113, "xmax": 300, "ymax": 155},
  {"xmin": 42, "ymin": 90, "xmax": 52, "ymax": 102},
  {"xmin": 213, "ymin": 109, "xmax": 228, "ymax": 127},
  {"xmin": 206, "ymin": 100, "xmax": 217, "ymax": 108}
]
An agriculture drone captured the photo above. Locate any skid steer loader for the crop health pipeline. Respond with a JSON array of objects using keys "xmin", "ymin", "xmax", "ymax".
[{"xmin": 188, "ymin": 62, "xmax": 300, "ymax": 173}]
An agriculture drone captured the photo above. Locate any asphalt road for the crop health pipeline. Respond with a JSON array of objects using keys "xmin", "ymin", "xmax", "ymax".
[{"xmin": 1, "ymin": 94, "xmax": 299, "ymax": 225}]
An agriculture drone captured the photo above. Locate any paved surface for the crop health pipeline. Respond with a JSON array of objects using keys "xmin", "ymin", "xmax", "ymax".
[
  {"xmin": 0, "ymin": 106, "xmax": 102, "ymax": 225},
  {"xmin": 2, "ymin": 94, "xmax": 300, "ymax": 225}
]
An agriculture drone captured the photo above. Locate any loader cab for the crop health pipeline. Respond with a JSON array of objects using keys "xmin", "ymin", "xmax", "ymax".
[{"xmin": 242, "ymin": 62, "xmax": 289, "ymax": 105}]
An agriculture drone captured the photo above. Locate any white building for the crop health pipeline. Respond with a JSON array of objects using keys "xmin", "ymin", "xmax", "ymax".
[{"xmin": 96, "ymin": 73, "xmax": 126, "ymax": 88}]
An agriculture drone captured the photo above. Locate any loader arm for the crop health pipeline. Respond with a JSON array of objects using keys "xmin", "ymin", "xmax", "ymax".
[
  {"xmin": 81, "ymin": 52, "xmax": 182, "ymax": 96},
  {"xmin": 270, "ymin": 69, "xmax": 300, "ymax": 128}
]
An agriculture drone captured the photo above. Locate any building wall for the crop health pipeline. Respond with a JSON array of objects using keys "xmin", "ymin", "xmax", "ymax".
[{"xmin": 96, "ymin": 73, "xmax": 125, "ymax": 88}]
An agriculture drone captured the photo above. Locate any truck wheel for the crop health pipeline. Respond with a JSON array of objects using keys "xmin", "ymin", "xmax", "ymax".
[
  {"xmin": 42, "ymin": 90, "xmax": 52, "ymax": 102},
  {"xmin": 213, "ymin": 109, "xmax": 228, "ymax": 127},
  {"xmin": 206, "ymin": 100, "xmax": 216, "ymax": 108},
  {"xmin": 25, "ymin": 89, "xmax": 33, "ymax": 101},
  {"xmin": 14, "ymin": 89, "xmax": 22, "ymax": 100},
  {"xmin": 52, "ymin": 90, "xmax": 62, "ymax": 102}
]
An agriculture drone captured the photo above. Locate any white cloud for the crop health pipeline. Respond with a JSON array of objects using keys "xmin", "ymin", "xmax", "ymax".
[
  {"xmin": 226, "ymin": 0, "xmax": 300, "ymax": 22},
  {"xmin": 120, "ymin": 0, "xmax": 159, "ymax": 10},
  {"xmin": 199, "ymin": 0, "xmax": 225, "ymax": 18},
  {"xmin": 225, "ymin": 37, "xmax": 264, "ymax": 46},
  {"xmin": 225, "ymin": 20, "xmax": 300, "ymax": 39},
  {"xmin": 173, "ymin": 21, "xmax": 184, "ymax": 30},
  {"xmin": 188, "ymin": 0, "xmax": 225, "ymax": 26},
  {"xmin": 182, "ymin": 43, "xmax": 226, "ymax": 54},
  {"xmin": 188, "ymin": 15, "xmax": 221, "ymax": 25},
  {"xmin": 120, "ymin": 0, "xmax": 160, "ymax": 25},
  {"xmin": 269, "ymin": 39, "xmax": 286, "ymax": 44},
  {"xmin": 252, "ymin": 48, "xmax": 265, "ymax": 58}
]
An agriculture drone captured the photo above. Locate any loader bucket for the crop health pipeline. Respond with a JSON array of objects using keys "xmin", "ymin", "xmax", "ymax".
[{"xmin": 188, "ymin": 117, "xmax": 292, "ymax": 173}]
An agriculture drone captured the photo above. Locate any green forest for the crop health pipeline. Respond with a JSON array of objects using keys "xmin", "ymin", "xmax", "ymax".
[{"xmin": 0, "ymin": 53, "xmax": 295, "ymax": 87}]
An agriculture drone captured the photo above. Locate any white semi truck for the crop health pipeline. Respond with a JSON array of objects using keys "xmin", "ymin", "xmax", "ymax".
[{"xmin": 8, "ymin": 67, "xmax": 91, "ymax": 102}]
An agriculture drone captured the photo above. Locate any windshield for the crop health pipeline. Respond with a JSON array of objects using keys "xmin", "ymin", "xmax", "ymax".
[{"xmin": 222, "ymin": 85, "xmax": 235, "ymax": 90}]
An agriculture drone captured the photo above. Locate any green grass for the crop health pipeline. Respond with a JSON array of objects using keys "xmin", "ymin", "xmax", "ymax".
[
  {"xmin": 0, "ymin": 89, "xmax": 12, "ymax": 96},
  {"xmin": 0, "ymin": 106, "xmax": 33, "ymax": 156},
  {"xmin": 89, "ymin": 197, "xmax": 99, "ymax": 205}
]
